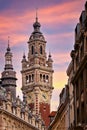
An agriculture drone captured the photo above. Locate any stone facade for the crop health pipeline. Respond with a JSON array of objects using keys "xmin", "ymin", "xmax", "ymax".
[
  {"xmin": 21, "ymin": 16, "xmax": 54, "ymax": 127},
  {"xmin": 67, "ymin": 61, "xmax": 74, "ymax": 129},
  {"xmin": 70, "ymin": 1, "xmax": 87, "ymax": 130},
  {"xmin": 0, "ymin": 91, "xmax": 45, "ymax": 130},
  {"xmin": 0, "ymin": 44, "xmax": 45, "ymax": 130},
  {"xmin": 48, "ymin": 85, "xmax": 69, "ymax": 130}
]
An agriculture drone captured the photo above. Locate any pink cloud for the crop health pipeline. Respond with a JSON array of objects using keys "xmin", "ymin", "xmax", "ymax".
[
  {"xmin": 52, "ymin": 52, "xmax": 71, "ymax": 65},
  {"xmin": 46, "ymin": 32, "xmax": 73, "ymax": 44},
  {"xmin": 0, "ymin": 0, "xmax": 85, "ymax": 111},
  {"xmin": 51, "ymin": 88, "xmax": 62, "ymax": 110},
  {"xmin": 0, "ymin": 0, "xmax": 84, "ymax": 49},
  {"xmin": 39, "ymin": 0, "xmax": 84, "ymax": 24}
]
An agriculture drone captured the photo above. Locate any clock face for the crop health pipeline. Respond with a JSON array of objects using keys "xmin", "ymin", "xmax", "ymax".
[{"xmin": 42, "ymin": 94, "xmax": 46, "ymax": 100}]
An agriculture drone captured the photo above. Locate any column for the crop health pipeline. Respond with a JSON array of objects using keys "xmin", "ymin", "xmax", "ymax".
[
  {"xmin": 83, "ymin": 68, "xmax": 87, "ymax": 123},
  {"xmin": 84, "ymin": 35, "xmax": 87, "ymax": 53}
]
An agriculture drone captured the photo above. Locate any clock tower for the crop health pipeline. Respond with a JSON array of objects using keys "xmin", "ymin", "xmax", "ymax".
[{"xmin": 21, "ymin": 16, "xmax": 54, "ymax": 126}]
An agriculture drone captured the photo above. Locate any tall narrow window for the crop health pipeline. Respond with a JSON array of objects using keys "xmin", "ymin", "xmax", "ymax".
[
  {"xmin": 32, "ymin": 74, "xmax": 34, "ymax": 82},
  {"xmin": 29, "ymin": 75, "xmax": 31, "ymax": 82},
  {"xmin": 40, "ymin": 46, "xmax": 43, "ymax": 54},
  {"xmin": 40, "ymin": 74, "xmax": 42, "ymax": 81},
  {"xmin": 26, "ymin": 76, "xmax": 28, "ymax": 83},
  {"xmin": 31, "ymin": 46, "xmax": 34, "ymax": 54},
  {"xmin": 46, "ymin": 75, "xmax": 49, "ymax": 83},
  {"xmin": 43, "ymin": 75, "xmax": 45, "ymax": 82}
]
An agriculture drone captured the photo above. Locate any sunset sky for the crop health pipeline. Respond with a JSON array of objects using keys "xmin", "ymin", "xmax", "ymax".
[{"xmin": 0, "ymin": 0, "xmax": 85, "ymax": 110}]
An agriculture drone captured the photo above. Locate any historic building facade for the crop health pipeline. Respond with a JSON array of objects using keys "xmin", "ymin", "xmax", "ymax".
[
  {"xmin": 21, "ymin": 16, "xmax": 54, "ymax": 126},
  {"xmin": 0, "ymin": 44, "xmax": 45, "ymax": 130},
  {"xmin": 66, "ymin": 61, "xmax": 74, "ymax": 129},
  {"xmin": 48, "ymin": 85, "xmax": 69, "ymax": 130},
  {"xmin": 70, "ymin": 1, "xmax": 87, "ymax": 130},
  {"xmin": 0, "ymin": 15, "xmax": 54, "ymax": 129}
]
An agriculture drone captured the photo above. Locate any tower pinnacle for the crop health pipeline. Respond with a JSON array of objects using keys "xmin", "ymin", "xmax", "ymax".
[
  {"xmin": 36, "ymin": 8, "xmax": 38, "ymax": 22},
  {"xmin": 33, "ymin": 9, "xmax": 41, "ymax": 32},
  {"xmin": 1, "ymin": 41, "xmax": 17, "ymax": 100},
  {"xmin": 7, "ymin": 36, "xmax": 10, "ymax": 52}
]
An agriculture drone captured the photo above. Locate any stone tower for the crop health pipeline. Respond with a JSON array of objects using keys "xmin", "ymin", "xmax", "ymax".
[
  {"xmin": 21, "ymin": 16, "xmax": 54, "ymax": 126},
  {"xmin": 1, "ymin": 43, "xmax": 17, "ymax": 100}
]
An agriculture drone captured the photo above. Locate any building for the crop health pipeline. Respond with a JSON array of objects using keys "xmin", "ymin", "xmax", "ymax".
[
  {"xmin": 21, "ymin": 15, "xmax": 54, "ymax": 127},
  {"xmin": 66, "ymin": 61, "xmax": 74, "ymax": 129},
  {"xmin": 0, "ymin": 15, "xmax": 54, "ymax": 130},
  {"xmin": 70, "ymin": 1, "xmax": 87, "ymax": 130},
  {"xmin": 1, "ymin": 43, "xmax": 17, "ymax": 101},
  {"xmin": 48, "ymin": 85, "xmax": 69, "ymax": 130}
]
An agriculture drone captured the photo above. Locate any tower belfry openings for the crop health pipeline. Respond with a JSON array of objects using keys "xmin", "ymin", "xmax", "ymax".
[{"xmin": 21, "ymin": 16, "xmax": 54, "ymax": 126}]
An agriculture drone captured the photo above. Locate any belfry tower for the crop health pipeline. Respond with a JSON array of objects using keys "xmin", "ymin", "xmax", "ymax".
[
  {"xmin": 21, "ymin": 16, "xmax": 54, "ymax": 126},
  {"xmin": 1, "ymin": 42, "xmax": 17, "ymax": 100}
]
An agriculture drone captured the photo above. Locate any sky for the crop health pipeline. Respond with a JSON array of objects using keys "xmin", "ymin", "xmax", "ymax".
[{"xmin": 0, "ymin": 0, "xmax": 86, "ymax": 111}]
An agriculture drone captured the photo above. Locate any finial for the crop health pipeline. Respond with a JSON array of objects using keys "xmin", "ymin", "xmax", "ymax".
[
  {"xmin": 49, "ymin": 50, "xmax": 51, "ymax": 57},
  {"xmin": 22, "ymin": 52, "xmax": 26, "ymax": 62},
  {"xmin": 8, "ymin": 36, "xmax": 10, "ymax": 44},
  {"xmin": 36, "ymin": 8, "xmax": 38, "ymax": 22},
  {"xmin": 48, "ymin": 50, "xmax": 53, "ymax": 63},
  {"xmin": 23, "ymin": 52, "xmax": 26, "ymax": 59},
  {"xmin": 7, "ymin": 36, "xmax": 10, "ymax": 52}
]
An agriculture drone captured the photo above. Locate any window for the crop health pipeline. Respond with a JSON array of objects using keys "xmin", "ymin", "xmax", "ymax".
[
  {"xmin": 31, "ymin": 46, "xmax": 34, "ymax": 54},
  {"xmin": 46, "ymin": 75, "xmax": 49, "ymax": 83},
  {"xmin": 40, "ymin": 46, "xmax": 43, "ymax": 54},
  {"xmin": 43, "ymin": 75, "xmax": 45, "ymax": 82},
  {"xmin": 29, "ymin": 75, "xmax": 31, "ymax": 82},
  {"xmin": 40, "ymin": 74, "xmax": 42, "ymax": 81},
  {"xmin": 26, "ymin": 76, "xmax": 28, "ymax": 83},
  {"xmin": 32, "ymin": 74, "xmax": 34, "ymax": 82}
]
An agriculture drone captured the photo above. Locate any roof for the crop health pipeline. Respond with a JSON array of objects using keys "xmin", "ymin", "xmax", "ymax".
[{"xmin": 49, "ymin": 111, "xmax": 56, "ymax": 117}]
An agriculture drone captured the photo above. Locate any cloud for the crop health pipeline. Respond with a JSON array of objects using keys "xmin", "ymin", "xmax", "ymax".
[
  {"xmin": 0, "ymin": 0, "xmax": 85, "ymax": 111},
  {"xmin": 53, "ymin": 52, "xmax": 70, "ymax": 64},
  {"xmin": 51, "ymin": 88, "xmax": 63, "ymax": 111},
  {"xmin": 39, "ymin": 0, "xmax": 84, "ymax": 24}
]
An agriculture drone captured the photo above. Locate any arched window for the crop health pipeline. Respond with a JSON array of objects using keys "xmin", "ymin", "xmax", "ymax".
[
  {"xmin": 43, "ymin": 75, "xmax": 45, "ymax": 82},
  {"xmin": 40, "ymin": 74, "xmax": 42, "ymax": 81},
  {"xmin": 40, "ymin": 46, "xmax": 43, "ymax": 54},
  {"xmin": 29, "ymin": 75, "xmax": 31, "ymax": 82},
  {"xmin": 31, "ymin": 46, "xmax": 34, "ymax": 54},
  {"xmin": 32, "ymin": 74, "xmax": 34, "ymax": 82},
  {"xmin": 26, "ymin": 76, "xmax": 28, "ymax": 83},
  {"xmin": 46, "ymin": 75, "xmax": 49, "ymax": 83}
]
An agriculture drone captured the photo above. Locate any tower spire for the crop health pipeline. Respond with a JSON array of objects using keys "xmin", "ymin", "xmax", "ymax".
[
  {"xmin": 7, "ymin": 36, "xmax": 10, "ymax": 52},
  {"xmin": 33, "ymin": 8, "xmax": 41, "ymax": 32},
  {"xmin": 1, "ymin": 40, "xmax": 17, "ymax": 100},
  {"xmin": 8, "ymin": 36, "xmax": 10, "ymax": 45},
  {"xmin": 36, "ymin": 8, "xmax": 38, "ymax": 22}
]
